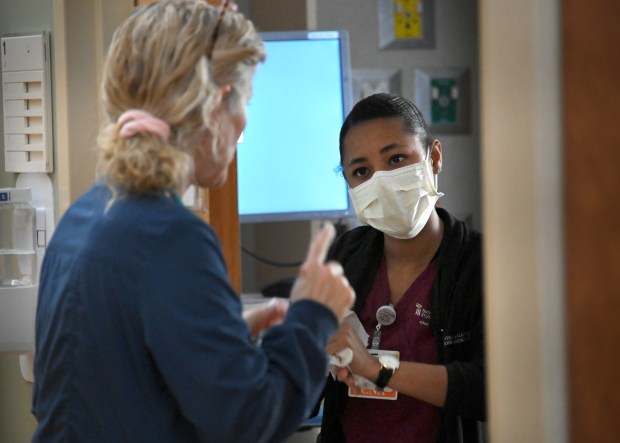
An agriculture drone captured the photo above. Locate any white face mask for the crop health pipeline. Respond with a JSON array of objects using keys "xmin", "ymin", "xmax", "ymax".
[{"xmin": 348, "ymin": 158, "xmax": 443, "ymax": 239}]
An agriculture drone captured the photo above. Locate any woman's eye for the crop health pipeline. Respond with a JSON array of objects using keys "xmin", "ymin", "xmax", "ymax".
[
  {"xmin": 389, "ymin": 154, "xmax": 406, "ymax": 165},
  {"xmin": 352, "ymin": 167, "xmax": 368, "ymax": 178}
]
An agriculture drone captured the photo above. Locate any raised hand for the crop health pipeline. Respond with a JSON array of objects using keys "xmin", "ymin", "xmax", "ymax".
[{"xmin": 289, "ymin": 223, "xmax": 355, "ymax": 321}]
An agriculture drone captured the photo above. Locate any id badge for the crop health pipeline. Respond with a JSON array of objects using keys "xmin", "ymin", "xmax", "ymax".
[{"xmin": 348, "ymin": 349, "xmax": 400, "ymax": 400}]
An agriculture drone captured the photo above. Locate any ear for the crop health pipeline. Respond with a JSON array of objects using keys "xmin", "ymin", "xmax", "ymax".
[
  {"xmin": 430, "ymin": 139, "xmax": 443, "ymax": 174},
  {"xmin": 210, "ymin": 85, "xmax": 233, "ymax": 122},
  {"xmin": 214, "ymin": 84, "xmax": 232, "ymax": 106}
]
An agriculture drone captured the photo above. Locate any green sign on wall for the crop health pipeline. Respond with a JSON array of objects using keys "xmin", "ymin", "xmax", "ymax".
[{"xmin": 430, "ymin": 78, "xmax": 458, "ymax": 124}]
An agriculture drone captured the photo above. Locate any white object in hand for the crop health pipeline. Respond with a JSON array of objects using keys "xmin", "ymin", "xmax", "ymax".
[
  {"xmin": 329, "ymin": 348, "xmax": 353, "ymax": 367},
  {"xmin": 327, "ymin": 311, "xmax": 382, "ymax": 389},
  {"xmin": 328, "ymin": 348, "xmax": 375, "ymax": 389}
]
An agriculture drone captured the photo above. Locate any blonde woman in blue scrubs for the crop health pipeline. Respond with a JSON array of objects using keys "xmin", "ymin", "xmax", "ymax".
[{"xmin": 32, "ymin": 2, "xmax": 354, "ymax": 442}]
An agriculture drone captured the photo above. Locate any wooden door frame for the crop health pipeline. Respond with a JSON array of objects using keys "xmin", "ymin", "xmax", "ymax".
[{"xmin": 563, "ymin": 1, "xmax": 620, "ymax": 441}]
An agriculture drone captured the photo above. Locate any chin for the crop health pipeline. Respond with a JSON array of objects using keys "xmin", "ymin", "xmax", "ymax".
[
  {"xmin": 210, "ymin": 174, "xmax": 228, "ymax": 188},
  {"xmin": 195, "ymin": 170, "xmax": 228, "ymax": 189}
]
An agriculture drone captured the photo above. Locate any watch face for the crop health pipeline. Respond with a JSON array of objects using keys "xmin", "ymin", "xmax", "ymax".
[{"xmin": 379, "ymin": 354, "xmax": 400, "ymax": 369}]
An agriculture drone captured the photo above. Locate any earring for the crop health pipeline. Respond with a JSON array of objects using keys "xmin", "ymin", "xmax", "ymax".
[{"xmin": 436, "ymin": 167, "xmax": 442, "ymax": 174}]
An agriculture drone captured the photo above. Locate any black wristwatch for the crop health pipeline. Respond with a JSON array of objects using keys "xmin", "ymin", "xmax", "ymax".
[{"xmin": 374, "ymin": 355, "xmax": 399, "ymax": 390}]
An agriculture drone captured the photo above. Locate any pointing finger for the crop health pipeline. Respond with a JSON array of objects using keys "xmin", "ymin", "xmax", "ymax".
[{"xmin": 305, "ymin": 223, "xmax": 335, "ymax": 265}]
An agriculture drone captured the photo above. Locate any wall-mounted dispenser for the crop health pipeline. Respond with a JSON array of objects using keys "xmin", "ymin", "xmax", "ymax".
[
  {"xmin": 0, "ymin": 188, "xmax": 37, "ymax": 287},
  {"xmin": 0, "ymin": 174, "xmax": 54, "ymax": 381},
  {"xmin": 1, "ymin": 31, "xmax": 53, "ymax": 173},
  {"xmin": 0, "ymin": 187, "xmax": 38, "ymax": 356},
  {"xmin": 1, "ymin": 31, "xmax": 55, "ymax": 382}
]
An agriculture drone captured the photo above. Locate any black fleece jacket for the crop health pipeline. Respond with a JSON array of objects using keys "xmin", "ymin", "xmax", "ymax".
[{"xmin": 320, "ymin": 208, "xmax": 486, "ymax": 443}]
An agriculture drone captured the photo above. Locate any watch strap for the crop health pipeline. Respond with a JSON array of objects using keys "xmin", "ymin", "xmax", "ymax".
[{"xmin": 375, "ymin": 363, "xmax": 395, "ymax": 389}]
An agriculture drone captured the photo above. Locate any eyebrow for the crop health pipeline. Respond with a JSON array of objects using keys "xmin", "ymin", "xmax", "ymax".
[{"xmin": 346, "ymin": 143, "xmax": 401, "ymax": 168}]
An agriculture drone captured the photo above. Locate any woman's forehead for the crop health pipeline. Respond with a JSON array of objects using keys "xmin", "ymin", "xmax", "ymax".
[{"xmin": 343, "ymin": 118, "xmax": 420, "ymax": 153}]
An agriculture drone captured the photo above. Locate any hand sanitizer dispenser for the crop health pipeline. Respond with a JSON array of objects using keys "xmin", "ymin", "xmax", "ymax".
[
  {"xmin": 0, "ymin": 186, "xmax": 39, "ymax": 379},
  {"xmin": 0, "ymin": 173, "xmax": 54, "ymax": 351},
  {"xmin": 1, "ymin": 31, "xmax": 55, "ymax": 382},
  {"xmin": 0, "ymin": 186, "xmax": 39, "ymax": 363},
  {"xmin": 0, "ymin": 188, "xmax": 37, "ymax": 287},
  {"xmin": 0, "ymin": 174, "xmax": 54, "ymax": 383}
]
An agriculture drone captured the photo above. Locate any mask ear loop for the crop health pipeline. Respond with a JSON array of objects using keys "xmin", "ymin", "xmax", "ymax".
[{"xmin": 425, "ymin": 141, "xmax": 440, "ymax": 191}]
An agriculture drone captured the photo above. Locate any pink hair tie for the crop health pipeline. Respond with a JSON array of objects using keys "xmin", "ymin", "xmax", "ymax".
[{"xmin": 117, "ymin": 109, "xmax": 171, "ymax": 141}]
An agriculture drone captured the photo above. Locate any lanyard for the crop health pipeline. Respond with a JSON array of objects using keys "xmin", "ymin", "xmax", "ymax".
[{"xmin": 371, "ymin": 304, "xmax": 396, "ymax": 350}]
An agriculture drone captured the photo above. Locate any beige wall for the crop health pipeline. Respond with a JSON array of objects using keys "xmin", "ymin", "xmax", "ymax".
[
  {"xmin": 53, "ymin": 0, "xmax": 132, "ymax": 214},
  {"xmin": 480, "ymin": 0, "xmax": 567, "ymax": 441}
]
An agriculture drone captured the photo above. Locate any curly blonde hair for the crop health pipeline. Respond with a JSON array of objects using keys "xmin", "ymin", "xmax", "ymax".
[{"xmin": 97, "ymin": 0, "xmax": 265, "ymax": 197}]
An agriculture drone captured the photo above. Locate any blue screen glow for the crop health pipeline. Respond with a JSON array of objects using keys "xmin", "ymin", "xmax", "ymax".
[{"xmin": 237, "ymin": 32, "xmax": 351, "ymax": 223}]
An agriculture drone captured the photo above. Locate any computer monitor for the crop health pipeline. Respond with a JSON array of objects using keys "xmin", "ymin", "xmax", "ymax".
[{"xmin": 237, "ymin": 30, "xmax": 354, "ymax": 223}]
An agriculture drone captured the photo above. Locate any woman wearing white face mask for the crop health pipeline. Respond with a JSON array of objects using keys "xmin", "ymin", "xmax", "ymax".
[{"xmin": 319, "ymin": 93, "xmax": 485, "ymax": 443}]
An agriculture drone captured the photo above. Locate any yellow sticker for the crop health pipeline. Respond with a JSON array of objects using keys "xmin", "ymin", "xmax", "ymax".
[{"xmin": 393, "ymin": 0, "xmax": 423, "ymax": 39}]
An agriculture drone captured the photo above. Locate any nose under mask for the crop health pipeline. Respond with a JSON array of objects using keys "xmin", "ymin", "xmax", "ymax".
[{"xmin": 348, "ymin": 159, "xmax": 443, "ymax": 239}]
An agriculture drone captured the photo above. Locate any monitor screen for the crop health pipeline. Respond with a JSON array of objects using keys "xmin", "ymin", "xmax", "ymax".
[{"xmin": 237, "ymin": 30, "xmax": 354, "ymax": 223}]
